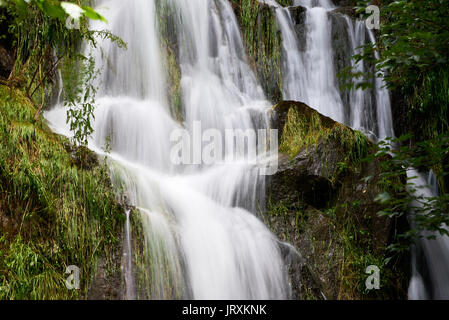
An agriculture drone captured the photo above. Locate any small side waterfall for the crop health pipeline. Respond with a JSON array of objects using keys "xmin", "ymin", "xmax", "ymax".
[
  {"xmin": 408, "ymin": 169, "xmax": 449, "ymax": 300},
  {"xmin": 123, "ymin": 210, "xmax": 136, "ymax": 300},
  {"xmin": 262, "ymin": 0, "xmax": 394, "ymax": 140}
]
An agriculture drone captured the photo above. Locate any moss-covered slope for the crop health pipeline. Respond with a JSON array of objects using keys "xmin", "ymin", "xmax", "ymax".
[{"xmin": 0, "ymin": 85, "xmax": 124, "ymax": 299}]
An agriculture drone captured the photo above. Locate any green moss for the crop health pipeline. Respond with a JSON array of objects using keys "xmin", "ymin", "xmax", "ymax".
[
  {"xmin": 155, "ymin": 0, "xmax": 183, "ymax": 121},
  {"xmin": 234, "ymin": 0, "xmax": 284, "ymax": 102},
  {"xmin": 0, "ymin": 85, "xmax": 125, "ymax": 300},
  {"xmin": 333, "ymin": 201, "xmax": 407, "ymax": 300},
  {"xmin": 266, "ymin": 101, "xmax": 407, "ymax": 299},
  {"xmin": 277, "ymin": 102, "xmax": 371, "ymax": 166},
  {"xmin": 163, "ymin": 42, "xmax": 183, "ymax": 122}
]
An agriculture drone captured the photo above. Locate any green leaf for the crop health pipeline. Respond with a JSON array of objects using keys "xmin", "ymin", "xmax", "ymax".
[
  {"xmin": 41, "ymin": 1, "xmax": 66, "ymax": 19},
  {"xmin": 375, "ymin": 192, "xmax": 392, "ymax": 204},
  {"xmin": 82, "ymin": 6, "xmax": 107, "ymax": 23}
]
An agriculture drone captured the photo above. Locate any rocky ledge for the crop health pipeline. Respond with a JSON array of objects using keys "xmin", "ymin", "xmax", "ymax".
[{"xmin": 265, "ymin": 101, "xmax": 409, "ymax": 299}]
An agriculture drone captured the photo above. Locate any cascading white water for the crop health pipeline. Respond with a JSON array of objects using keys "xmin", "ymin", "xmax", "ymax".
[
  {"xmin": 407, "ymin": 169, "xmax": 449, "ymax": 300},
  {"xmin": 261, "ymin": 0, "xmax": 344, "ymax": 123},
  {"xmin": 263, "ymin": 0, "xmax": 394, "ymax": 140},
  {"xmin": 46, "ymin": 0, "xmax": 289, "ymax": 300},
  {"xmin": 43, "ymin": 0, "xmax": 425, "ymax": 301}
]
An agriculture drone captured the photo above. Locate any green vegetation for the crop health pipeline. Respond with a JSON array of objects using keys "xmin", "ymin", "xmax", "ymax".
[
  {"xmin": 1, "ymin": 0, "xmax": 105, "ymax": 99},
  {"xmin": 155, "ymin": 0, "xmax": 183, "ymax": 121},
  {"xmin": 0, "ymin": 1, "xmax": 129, "ymax": 300},
  {"xmin": 232, "ymin": 0, "xmax": 285, "ymax": 102},
  {"xmin": 407, "ymin": 67, "xmax": 449, "ymax": 142},
  {"xmin": 355, "ymin": 0, "xmax": 449, "ymax": 92},
  {"xmin": 333, "ymin": 200, "xmax": 406, "ymax": 300},
  {"xmin": 265, "ymin": 196, "xmax": 407, "ymax": 299},
  {"xmin": 277, "ymin": 102, "xmax": 370, "ymax": 166},
  {"xmin": 0, "ymin": 85, "xmax": 125, "ymax": 299},
  {"xmin": 349, "ymin": 0, "xmax": 449, "ymax": 251},
  {"xmin": 1, "ymin": 0, "xmax": 125, "ymax": 145},
  {"xmin": 352, "ymin": 0, "xmax": 449, "ymax": 141},
  {"xmin": 366, "ymin": 135, "xmax": 449, "ymax": 250}
]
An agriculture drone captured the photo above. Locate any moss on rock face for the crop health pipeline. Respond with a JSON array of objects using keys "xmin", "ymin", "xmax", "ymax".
[
  {"xmin": 266, "ymin": 101, "xmax": 409, "ymax": 300},
  {"xmin": 162, "ymin": 41, "xmax": 183, "ymax": 122},
  {"xmin": 275, "ymin": 101, "xmax": 370, "ymax": 172},
  {"xmin": 0, "ymin": 85, "xmax": 125, "ymax": 299},
  {"xmin": 155, "ymin": 0, "xmax": 183, "ymax": 121},
  {"xmin": 231, "ymin": 0, "xmax": 285, "ymax": 102}
]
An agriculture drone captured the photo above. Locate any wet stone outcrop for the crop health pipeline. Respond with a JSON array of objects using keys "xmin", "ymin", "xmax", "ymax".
[
  {"xmin": 286, "ymin": 5, "xmax": 307, "ymax": 49},
  {"xmin": 266, "ymin": 101, "xmax": 408, "ymax": 299}
]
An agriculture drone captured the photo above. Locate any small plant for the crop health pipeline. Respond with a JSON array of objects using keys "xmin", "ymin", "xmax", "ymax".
[
  {"xmin": 364, "ymin": 134, "xmax": 449, "ymax": 252},
  {"xmin": 65, "ymin": 54, "xmax": 98, "ymax": 147}
]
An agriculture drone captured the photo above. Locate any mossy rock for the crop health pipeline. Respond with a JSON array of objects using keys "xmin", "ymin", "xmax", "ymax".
[
  {"xmin": 273, "ymin": 101, "xmax": 372, "ymax": 186},
  {"xmin": 231, "ymin": 0, "xmax": 285, "ymax": 103},
  {"xmin": 266, "ymin": 101, "xmax": 409, "ymax": 300}
]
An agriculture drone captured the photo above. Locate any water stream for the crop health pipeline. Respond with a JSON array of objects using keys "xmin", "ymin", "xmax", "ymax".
[
  {"xmin": 262, "ymin": 0, "xmax": 394, "ymax": 140},
  {"xmin": 46, "ymin": 0, "xmax": 289, "ymax": 299},
  {"xmin": 407, "ymin": 170, "xmax": 449, "ymax": 299},
  {"xmin": 41, "ymin": 0, "xmax": 425, "ymax": 300}
]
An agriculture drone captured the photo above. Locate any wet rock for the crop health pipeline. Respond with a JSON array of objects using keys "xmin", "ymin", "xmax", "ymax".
[
  {"xmin": 331, "ymin": 0, "xmax": 357, "ymax": 6},
  {"xmin": 266, "ymin": 101, "xmax": 408, "ymax": 299},
  {"xmin": 88, "ymin": 242, "xmax": 124, "ymax": 300},
  {"xmin": 231, "ymin": 1, "xmax": 285, "ymax": 103},
  {"xmin": 331, "ymin": 6, "xmax": 356, "ymax": 17},
  {"xmin": 287, "ymin": 6, "xmax": 307, "ymax": 50},
  {"xmin": 0, "ymin": 45, "xmax": 14, "ymax": 79}
]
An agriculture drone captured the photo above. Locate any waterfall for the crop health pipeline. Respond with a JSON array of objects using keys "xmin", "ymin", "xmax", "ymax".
[
  {"xmin": 407, "ymin": 169, "xmax": 449, "ymax": 299},
  {"xmin": 46, "ymin": 0, "xmax": 289, "ymax": 300},
  {"xmin": 263, "ymin": 0, "xmax": 394, "ymax": 140},
  {"xmin": 42, "ymin": 0, "xmax": 407, "ymax": 300}
]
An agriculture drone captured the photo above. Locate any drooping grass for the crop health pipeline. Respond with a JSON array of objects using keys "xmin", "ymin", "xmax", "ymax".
[
  {"xmin": 409, "ymin": 67, "xmax": 449, "ymax": 141},
  {"xmin": 334, "ymin": 200, "xmax": 407, "ymax": 300},
  {"xmin": 0, "ymin": 85, "xmax": 125, "ymax": 300}
]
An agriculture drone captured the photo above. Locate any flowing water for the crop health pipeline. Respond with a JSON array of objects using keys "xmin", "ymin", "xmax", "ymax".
[
  {"xmin": 407, "ymin": 170, "xmax": 449, "ymax": 299},
  {"xmin": 262, "ymin": 0, "xmax": 394, "ymax": 140},
  {"xmin": 46, "ymin": 0, "xmax": 289, "ymax": 299},
  {"xmin": 41, "ymin": 0, "xmax": 425, "ymax": 300}
]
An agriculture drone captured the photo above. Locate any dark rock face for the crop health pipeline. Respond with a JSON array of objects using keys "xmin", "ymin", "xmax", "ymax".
[
  {"xmin": 331, "ymin": 0, "xmax": 357, "ymax": 6},
  {"xmin": 87, "ymin": 241, "xmax": 124, "ymax": 300},
  {"xmin": 287, "ymin": 6, "xmax": 307, "ymax": 50},
  {"xmin": 266, "ymin": 101, "xmax": 408, "ymax": 299},
  {"xmin": 0, "ymin": 46, "xmax": 14, "ymax": 79},
  {"xmin": 254, "ymin": 3, "xmax": 284, "ymax": 103}
]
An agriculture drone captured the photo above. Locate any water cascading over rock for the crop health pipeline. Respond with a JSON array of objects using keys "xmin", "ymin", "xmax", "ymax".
[
  {"xmin": 43, "ymin": 0, "xmax": 409, "ymax": 300},
  {"xmin": 260, "ymin": 0, "xmax": 394, "ymax": 141},
  {"xmin": 46, "ymin": 0, "xmax": 290, "ymax": 300}
]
